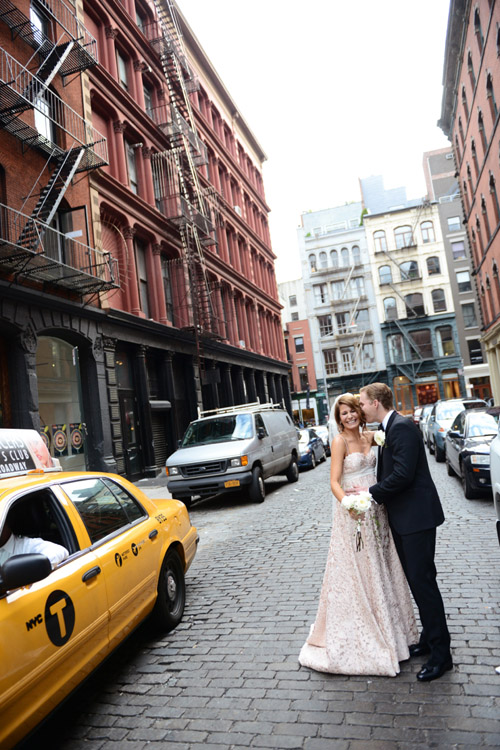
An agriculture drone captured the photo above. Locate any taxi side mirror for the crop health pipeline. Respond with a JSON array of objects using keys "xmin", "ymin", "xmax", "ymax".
[{"xmin": 0, "ymin": 553, "xmax": 52, "ymax": 596}]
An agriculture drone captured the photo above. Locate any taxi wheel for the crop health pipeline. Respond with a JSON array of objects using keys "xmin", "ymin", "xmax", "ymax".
[
  {"xmin": 249, "ymin": 466, "xmax": 265, "ymax": 503},
  {"xmin": 153, "ymin": 550, "xmax": 186, "ymax": 631}
]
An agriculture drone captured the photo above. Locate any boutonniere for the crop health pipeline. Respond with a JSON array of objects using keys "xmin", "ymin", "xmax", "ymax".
[{"xmin": 374, "ymin": 430, "xmax": 385, "ymax": 447}]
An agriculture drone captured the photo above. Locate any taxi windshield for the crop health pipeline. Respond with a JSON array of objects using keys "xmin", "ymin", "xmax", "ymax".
[{"xmin": 181, "ymin": 414, "xmax": 254, "ymax": 447}]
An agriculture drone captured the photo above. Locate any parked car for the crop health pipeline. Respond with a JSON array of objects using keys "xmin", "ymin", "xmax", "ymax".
[
  {"xmin": 427, "ymin": 398, "xmax": 487, "ymax": 462},
  {"xmin": 419, "ymin": 404, "xmax": 435, "ymax": 442},
  {"xmin": 412, "ymin": 406, "xmax": 424, "ymax": 426},
  {"xmin": 0, "ymin": 429, "xmax": 198, "ymax": 749},
  {"xmin": 297, "ymin": 428, "xmax": 327, "ymax": 469},
  {"xmin": 312, "ymin": 424, "xmax": 330, "ymax": 456},
  {"xmin": 166, "ymin": 402, "xmax": 299, "ymax": 505},
  {"xmin": 445, "ymin": 408, "xmax": 499, "ymax": 498},
  {"xmin": 489, "ymin": 410, "xmax": 500, "ymax": 545}
]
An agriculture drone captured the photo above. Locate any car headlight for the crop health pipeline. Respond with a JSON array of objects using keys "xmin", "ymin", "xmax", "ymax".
[
  {"xmin": 230, "ymin": 455, "xmax": 249, "ymax": 468},
  {"xmin": 166, "ymin": 466, "xmax": 179, "ymax": 476},
  {"xmin": 470, "ymin": 455, "xmax": 490, "ymax": 466}
]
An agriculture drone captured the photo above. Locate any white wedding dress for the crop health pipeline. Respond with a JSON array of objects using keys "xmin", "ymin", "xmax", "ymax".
[{"xmin": 299, "ymin": 450, "xmax": 418, "ymax": 676}]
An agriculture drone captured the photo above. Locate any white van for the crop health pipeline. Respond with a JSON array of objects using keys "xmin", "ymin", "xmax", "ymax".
[{"xmin": 165, "ymin": 402, "xmax": 299, "ymax": 506}]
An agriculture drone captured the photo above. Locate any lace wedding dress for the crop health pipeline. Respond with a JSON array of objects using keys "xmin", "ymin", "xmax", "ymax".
[{"xmin": 299, "ymin": 450, "xmax": 418, "ymax": 676}]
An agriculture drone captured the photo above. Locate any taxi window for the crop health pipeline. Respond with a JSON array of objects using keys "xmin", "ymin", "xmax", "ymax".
[
  {"xmin": 101, "ymin": 478, "xmax": 145, "ymax": 523},
  {"xmin": 63, "ymin": 478, "xmax": 141, "ymax": 544}
]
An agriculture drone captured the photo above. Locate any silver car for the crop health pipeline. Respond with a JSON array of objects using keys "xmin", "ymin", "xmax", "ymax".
[
  {"xmin": 488, "ymin": 407, "xmax": 500, "ymax": 545},
  {"xmin": 419, "ymin": 404, "xmax": 435, "ymax": 444}
]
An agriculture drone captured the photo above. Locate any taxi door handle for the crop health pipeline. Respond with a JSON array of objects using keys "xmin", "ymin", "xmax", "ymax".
[
  {"xmin": 149, "ymin": 530, "xmax": 158, "ymax": 540},
  {"xmin": 82, "ymin": 566, "xmax": 101, "ymax": 582}
]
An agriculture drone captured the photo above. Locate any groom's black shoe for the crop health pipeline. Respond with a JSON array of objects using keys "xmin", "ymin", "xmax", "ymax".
[
  {"xmin": 409, "ymin": 643, "xmax": 431, "ymax": 658},
  {"xmin": 416, "ymin": 658, "xmax": 453, "ymax": 682}
]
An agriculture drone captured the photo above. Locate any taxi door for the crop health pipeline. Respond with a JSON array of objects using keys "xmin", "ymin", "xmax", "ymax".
[
  {"xmin": 60, "ymin": 476, "xmax": 161, "ymax": 651},
  {"xmin": 0, "ymin": 548, "xmax": 109, "ymax": 746}
]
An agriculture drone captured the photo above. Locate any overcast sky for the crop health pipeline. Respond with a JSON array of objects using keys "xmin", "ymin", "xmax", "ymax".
[{"xmin": 177, "ymin": 0, "xmax": 452, "ymax": 281}]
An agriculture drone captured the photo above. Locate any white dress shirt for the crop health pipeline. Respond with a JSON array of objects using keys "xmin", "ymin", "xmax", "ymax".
[
  {"xmin": 382, "ymin": 410, "xmax": 395, "ymax": 431},
  {"xmin": 0, "ymin": 534, "xmax": 69, "ymax": 568}
]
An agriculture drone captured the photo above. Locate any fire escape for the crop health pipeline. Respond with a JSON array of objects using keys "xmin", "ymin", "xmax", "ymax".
[
  {"xmin": 0, "ymin": 0, "xmax": 118, "ymax": 294},
  {"xmin": 377, "ymin": 200, "xmax": 433, "ymax": 382},
  {"xmin": 145, "ymin": 0, "xmax": 220, "ymax": 373}
]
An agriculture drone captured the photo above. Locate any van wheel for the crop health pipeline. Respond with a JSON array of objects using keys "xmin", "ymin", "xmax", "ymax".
[
  {"xmin": 249, "ymin": 467, "xmax": 265, "ymax": 503},
  {"xmin": 286, "ymin": 457, "xmax": 299, "ymax": 483}
]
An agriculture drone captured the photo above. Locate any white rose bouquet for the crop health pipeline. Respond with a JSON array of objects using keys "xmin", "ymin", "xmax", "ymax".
[
  {"xmin": 341, "ymin": 491, "xmax": 374, "ymax": 551},
  {"xmin": 373, "ymin": 430, "xmax": 385, "ymax": 447}
]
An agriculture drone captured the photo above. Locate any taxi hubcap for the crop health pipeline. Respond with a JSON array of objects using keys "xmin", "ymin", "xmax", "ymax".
[{"xmin": 167, "ymin": 572, "xmax": 177, "ymax": 601}]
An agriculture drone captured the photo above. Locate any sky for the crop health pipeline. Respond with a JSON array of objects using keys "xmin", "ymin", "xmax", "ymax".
[{"xmin": 177, "ymin": 0, "xmax": 452, "ymax": 282}]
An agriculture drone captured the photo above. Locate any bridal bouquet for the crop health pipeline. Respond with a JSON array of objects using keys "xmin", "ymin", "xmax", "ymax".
[{"xmin": 341, "ymin": 491, "xmax": 373, "ymax": 551}]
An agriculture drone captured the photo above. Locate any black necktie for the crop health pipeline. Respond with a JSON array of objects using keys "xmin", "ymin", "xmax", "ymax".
[{"xmin": 378, "ymin": 423, "xmax": 384, "ymax": 431}]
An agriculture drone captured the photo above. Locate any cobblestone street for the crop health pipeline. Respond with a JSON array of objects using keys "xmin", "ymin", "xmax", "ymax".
[{"xmin": 25, "ymin": 449, "xmax": 500, "ymax": 750}]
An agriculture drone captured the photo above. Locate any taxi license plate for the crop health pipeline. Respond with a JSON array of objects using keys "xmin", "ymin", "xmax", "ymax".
[{"xmin": 224, "ymin": 479, "xmax": 240, "ymax": 488}]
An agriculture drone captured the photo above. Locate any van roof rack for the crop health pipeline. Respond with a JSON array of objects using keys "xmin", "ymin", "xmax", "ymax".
[{"xmin": 197, "ymin": 399, "xmax": 285, "ymax": 419}]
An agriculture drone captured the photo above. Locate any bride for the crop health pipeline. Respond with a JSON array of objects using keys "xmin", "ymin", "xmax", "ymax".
[{"xmin": 299, "ymin": 393, "xmax": 418, "ymax": 676}]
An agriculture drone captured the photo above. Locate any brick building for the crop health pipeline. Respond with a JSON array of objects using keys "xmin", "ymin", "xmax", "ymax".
[
  {"xmin": 440, "ymin": 0, "xmax": 500, "ymax": 402},
  {"xmin": 0, "ymin": 0, "xmax": 289, "ymax": 479}
]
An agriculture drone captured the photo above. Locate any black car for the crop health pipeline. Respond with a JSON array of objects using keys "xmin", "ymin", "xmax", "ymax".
[{"xmin": 445, "ymin": 408, "xmax": 499, "ymax": 498}]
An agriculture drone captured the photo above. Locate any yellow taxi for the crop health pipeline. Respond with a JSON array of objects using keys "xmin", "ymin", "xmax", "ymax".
[{"xmin": 0, "ymin": 429, "xmax": 198, "ymax": 749}]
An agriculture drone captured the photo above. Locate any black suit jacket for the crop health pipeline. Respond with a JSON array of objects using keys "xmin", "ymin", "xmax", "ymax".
[{"xmin": 369, "ymin": 412, "xmax": 445, "ymax": 536}]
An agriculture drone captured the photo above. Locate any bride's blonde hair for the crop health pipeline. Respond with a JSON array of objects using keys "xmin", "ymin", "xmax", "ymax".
[{"xmin": 334, "ymin": 394, "xmax": 366, "ymax": 432}]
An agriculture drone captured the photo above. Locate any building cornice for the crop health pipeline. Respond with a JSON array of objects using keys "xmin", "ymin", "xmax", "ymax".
[{"xmin": 439, "ymin": 0, "xmax": 470, "ymax": 137}]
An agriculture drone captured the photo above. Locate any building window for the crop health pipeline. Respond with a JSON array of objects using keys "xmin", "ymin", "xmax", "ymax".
[
  {"xmin": 341, "ymin": 347, "xmax": 354, "ymax": 373},
  {"xmin": 330, "ymin": 249, "xmax": 338, "ymax": 267},
  {"xmin": 318, "ymin": 251, "xmax": 327, "ymax": 268},
  {"xmin": 161, "ymin": 258, "xmax": 174, "ymax": 323},
  {"xmin": 467, "ymin": 52, "xmax": 476, "ymax": 92},
  {"xmin": 451, "ymin": 240, "xmax": 467, "ymax": 260},
  {"xmin": 384, "ymin": 297, "xmax": 397, "ymax": 321},
  {"xmin": 388, "ymin": 333, "xmax": 405, "ymax": 364},
  {"xmin": 125, "ymin": 141, "xmax": 139, "ymax": 193},
  {"xmin": 309, "ymin": 254, "xmax": 317, "ymax": 272},
  {"xmin": 427, "ymin": 256, "xmax": 441, "ymax": 275},
  {"xmin": 324, "ymin": 349, "xmax": 338, "ymax": 375},
  {"xmin": 331, "ymin": 280, "xmax": 345, "ymax": 300},
  {"xmin": 135, "ymin": 240, "xmax": 150, "ymax": 317},
  {"xmin": 340, "ymin": 247, "xmax": 349, "ymax": 266},
  {"xmin": 318, "ymin": 314, "xmax": 333, "ymax": 336},
  {"xmin": 352, "ymin": 245, "xmax": 361, "ymax": 264},
  {"xmin": 116, "ymin": 49, "xmax": 129, "ymax": 90},
  {"xmin": 490, "ymin": 172, "xmax": 500, "ymax": 225},
  {"xmin": 350, "ymin": 276, "xmax": 365, "ymax": 296},
  {"xmin": 468, "ymin": 339, "xmax": 483, "ymax": 364},
  {"xmin": 379, "ymin": 265, "xmax": 392, "ymax": 285},
  {"xmin": 421, "ymin": 220, "xmax": 435, "ymax": 243},
  {"xmin": 291, "ymin": 312, "xmax": 299, "ymax": 321},
  {"xmin": 362, "ymin": 343, "xmax": 375, "ymax": 369},
  {"xmin": 462, "ymin": 302, "xmax": 478, "ymax": 328},
  {"xmin": 437, "ymin": 326, "xmax": 455, "ymax": 357},
  {"xmin": 457, "ymin": 270, "xmax": 472, "ymax": 292},
  {"xmin": 409, "ymin": 329, "xmax": 433, "ymax": 359},
  {"xmin": 143, "ymin": 84, "xmax": 153, "ymax": 117},
  {"xmin": 400, "ymin": 260, "xmax": 419, "ymax": 280},
  {"xmin": 34, "ymin": 91, "xmax": 55, "ymax": 143},
  {"xmin": 289, "ymin": 295, "xmax": 297, "ymax": 307},
  {"xmin": 404, "ymin": 292, "xmax": 425, "ymax": 317},
  {"xmin": 431, "ymin": 288, "xmax": 447, "ymax": 312},
  {"xmin": 336, "ymin": 312, "xmax": 348, "ymax": 334},
  {"xmin": 313, "ymin": 283, "xmax": 327, "ymax": 304},
  {"xmin": 447, "ymin": 216, "xmax": 461, "ymax": 232},
  {"xmin": 395, "ymin": 225, "xmax": 414, "ymax": 249},
  {"xmin": 354, "ymin": 308, "xmax": 370, "ymax": 331},
  {"xmin": 487, "ymin": 73, "xmax": 498, "ymax": 121},
  {"xmin": 298, "ymin": 366, "xmax": 308, "ymax": 391},
  {"xmin": 373, "ymin": 230, "xmax": 387, "ymax": 252},
  {"xmin": 294, "ymin": 336, "xmax": 305, "ymax": 353},
  {"xmin": 474, "ymin": 8, "xmax": 484, "ymax": 52}
]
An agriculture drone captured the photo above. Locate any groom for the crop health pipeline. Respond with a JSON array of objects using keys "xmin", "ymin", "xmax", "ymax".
[{"xmin": 359, "ymin": 383, "xmax": 452, "ymax": 682}]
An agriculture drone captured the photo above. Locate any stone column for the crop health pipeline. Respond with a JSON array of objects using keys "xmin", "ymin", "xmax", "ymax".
[
  {"xmin": 246, "ymin": 369, "xmax": 257, "ymax": 402},
  {"xmin": 104, "ymin": 26, "xmax": 118, "ymax": 79},
  {"xmin": 142, "ymin": 146, "xmax": 156, "ymax": 206},
  {"xmin": 113, "ymin": 120, "xmax": 129, "ymax": 185},
  {"xmin": 152, "ymin": 244, "xmax": 167, "ymax": 323},
  {"xmin": 221, "ymin": 363, "xmax": 234, "ymax": 407},
  {"xmin": 123, "ymin": 226, "xmax": 142, "ymax": 316}
]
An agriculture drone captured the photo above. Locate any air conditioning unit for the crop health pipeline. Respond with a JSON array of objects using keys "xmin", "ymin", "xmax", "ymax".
[
  {"xmin": 239, "ymin": 339, "xmax": 246, "ymax": 348},
  {"xmin": 234, "ymin": 205, "xmax": 242, "ymax": 216}
]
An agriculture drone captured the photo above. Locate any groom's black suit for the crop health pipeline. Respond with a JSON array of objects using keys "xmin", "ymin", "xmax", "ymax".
[{"xmin": 369, "ymin": 411, "xmax": 451, "ymax": 665}]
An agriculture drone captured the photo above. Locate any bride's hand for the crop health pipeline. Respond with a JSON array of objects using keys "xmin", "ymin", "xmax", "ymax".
[{"xmin": 349, "ymin": 509, "xmax": 365, "ymax": 521}]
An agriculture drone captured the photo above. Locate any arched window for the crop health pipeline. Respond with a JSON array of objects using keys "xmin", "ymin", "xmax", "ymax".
[
  {"xmin": 384, "ymin": 297, "xmax": 397, "ymax": 321},
  {"xmin": 400, "ymin": 260, "xmax": 419, "ymax": 280},
  {"xmin": 474, "ymin": 8, "xmax": 484, "ymax": 52},
  {"xmin": 351, "ymin": 245, "xmax": 361, "ymax": 264},
  {"xmin": 478, "ymin": 110, "xmax": 487, "ymax": 152},
  {"xmin": 455, "ymin": 135, "xmax": 461, "ymax": 164},
  {"xmin": 330, "ymin": 249, "xmax": 338, "ymax": 267},
  {"xmin": 467, "ymin": 51, "xmax": 476, "ymax": 91},
  {"xmin": 394, "ymin": 225, "xmax": 413, "ymax": 249},
  {"xmin": 379, "ymin": 265, "xmax": 392, "ymax": 285},
  {"xmin": 308, "ymin": 254, "xmax": 317, "ymax": 272},
  {"xmin": 427, "ymin": 256, "xmax": 441, "ymax": 275},
  {"xmin": 432, "ymin": 289, "xmax": 447, "ymax": 312},
  {"xmin": 404, "ymin": 292, "xmax": 424, "ymax": 317},
  {"xmin": 462, "ymin": 85, "xmax": 469, "ymax": 121},
  {"xmin": 387, "ymin": 333, "xmax": 405, "ymax": 364},
  {"xmin": 476, "ymin": 214, "xmax": 484, "ymax": 255},
  {"xmin": 437, "ymin": 326, "xmax": 455, "ymax": 356},
  {"xmin": 340, "ymin": 247, "xmax": 349, "ymax": 266},
  {"xmin": 373, "ymin": 230, "xmax": 387, "ymax": 252},
  {"xmin": 459, "ymin": 116, "xmax": 465, "ymax": 146},
  {"xmin": 471, "ymin": 138, "xmax": 479, "ymax": 178},
  {"xmin": 486, "ymin": 73, "xmax": 498, "ymax": 122},
  {"xmin": 490, "ymin": 172, "xmax": 500, "ymax": 226},
  {"xmin": 481, "ymin": 195, "xmax": 491, "ymax": 240},
  {"xmin": 421, "ymin": 220, "xmax": 435, "ymax": 243},
  {"xmin": 319, "ymin": 251, "xmax": 327, "ymax": 269}
]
